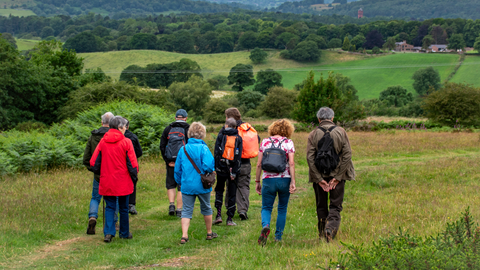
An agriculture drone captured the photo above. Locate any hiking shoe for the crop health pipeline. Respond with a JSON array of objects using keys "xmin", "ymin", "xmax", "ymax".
[
  {"xmin": 129, "ymin": 204, "xmax": 138, "ymax": 215},
  {"xmin": 169, "ymin": 204, "xmax": 175, "ymax": 216},
  {"xmin": 87, "ymin": 217, "xmax": 96, "ymax": 235},
  {"xmin": 120, "ymin": 232, "xmax": 133, "ymax": 239},
  {"xmin": 325, "ymin": 229, "xmax": 334, "ymax": 243},
  {"xmin": 226, "ymin": 220, "xmax": 237, "ymax": 226},
  {"xmin": 258, "ymin": 226, "xmax": 270, "ymax": 246},
  {"xmin": 176, "ymin": 210, "xmax": 182, "ymax": 218},
  {"xmin": 206, "ymin": 232, "xmax": 218, "ymax": 240},
  {"xmin": 214, "ymin": 215, "xmax": 223, "ymax": 225},
  {"xmin": 104, "ymin": 234, "xmax": 114, "ymax": 243},
  {"xmin": 239, "ymin": 212, "xmax": 248, "ymax": 220}
]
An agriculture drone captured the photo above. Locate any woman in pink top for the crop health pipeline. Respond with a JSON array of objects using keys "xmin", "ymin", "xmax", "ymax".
[{"xmin": 255, "ymin": 119, "xmax": 296, "ymax": 245}]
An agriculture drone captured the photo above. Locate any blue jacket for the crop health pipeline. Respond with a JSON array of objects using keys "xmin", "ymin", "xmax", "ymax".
[{"xmin": 174, "ymin": 138, "xmax": 215, "ymax": 195}]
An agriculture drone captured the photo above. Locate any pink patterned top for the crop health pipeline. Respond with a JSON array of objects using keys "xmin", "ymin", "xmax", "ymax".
[{"xmin": 259, "ymin": 136, "xmax": 295, "ymax": 179}]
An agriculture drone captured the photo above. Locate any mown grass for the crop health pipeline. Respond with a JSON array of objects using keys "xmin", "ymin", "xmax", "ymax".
[
  {"xmin": 15, "ymin": 38, "xmax": 40, "ymax": 51},
  {"xmin": 0, "ymin": 8, "xmax": 35, "ymax": 17},
  {"xmin": 450, "ymin": 55, "xmax": 480, "ymax": 87},
  {"xmin": 1, "ymin": 131, "xmax": 480, "ymax": 268}
]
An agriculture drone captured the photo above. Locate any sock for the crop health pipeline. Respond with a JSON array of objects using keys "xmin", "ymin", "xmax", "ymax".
[{"xmin": 227, "ymin": 216, "xmax": 232, "ymax": 222}]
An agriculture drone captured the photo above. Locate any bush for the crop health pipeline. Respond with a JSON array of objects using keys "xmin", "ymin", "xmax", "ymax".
[
  {"xmin": 237, "ymin": 90, "xmax": 265, "ymax": 111},
  {"xmin": 14, "ymin": 121, "xmax": 48, "ymax": 132},
  {"xmin": 260, "ymin": 86, "xmax": 297, "ymax": 118},
  {"xmin": 203, "ymin": 99, "xmax": 230, "ymax": 123},
  {"xmin": 59, "ymin": 81, "xmax": 172, "ymax": 119},
  {"xmin": 169, "ymin": 76, "xmax": 212, "ymax": 116},
  {"xmin": 424, "ymin": 82, "xmax": 480, "ymax": 127}
]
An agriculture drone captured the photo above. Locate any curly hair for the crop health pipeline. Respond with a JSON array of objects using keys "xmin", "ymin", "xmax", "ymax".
[
  {"xmin": 188, "ymin": 122, "xmax": 206, "ymax": 140},
  {"xmin": 268, "ymin": 119, "xmax": 295, "ymax": 138}
]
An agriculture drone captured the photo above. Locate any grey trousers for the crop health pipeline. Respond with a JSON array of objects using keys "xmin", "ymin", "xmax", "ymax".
[{"xmin": 235, "ymin": 163, "xmax": 251, "ymax": 214}]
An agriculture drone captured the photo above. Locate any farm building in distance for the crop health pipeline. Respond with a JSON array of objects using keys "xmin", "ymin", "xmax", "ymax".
[{"xmin": 395, "ymin": 40, "xmax": 415, "ymax": 52}]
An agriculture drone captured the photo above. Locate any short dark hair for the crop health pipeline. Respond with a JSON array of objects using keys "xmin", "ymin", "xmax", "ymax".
[
  {"xmin": 109, "ymin": 116, "xmax": 127, "ymax": 130},
  {"xmin": 225, "ymin": 118, "xmax": 237, "ymax": 128},
  {"xmin": 225, "ymin": 108, "xmax": 241, "ymax": 121}
]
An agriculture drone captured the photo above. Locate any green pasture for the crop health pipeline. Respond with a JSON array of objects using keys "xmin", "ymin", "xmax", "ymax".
[
  {"xmin": 1, "ymin": 131, "xmax": 480, "ymax": 268},
  {"xmin": 15, "ymin": 38, "xmax": 40, "ymax": 51},
  {"xmin": 450, "ymin": 55, "xmax": 480, "ymax": 87},
  {"xmin": 0, "ymin": 8, "xmax": 35, "ymax": 17}
]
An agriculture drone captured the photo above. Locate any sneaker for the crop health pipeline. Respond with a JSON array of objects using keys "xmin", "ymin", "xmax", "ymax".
[
  {"xmin": 169, "ymin": 204, "xmax": 175, "ymax": 216},
  {"xmin": 239, "ymin": 212, "xmax": 248, "ymax": 220},
  {"xmin": 214, "ymin": 215, "xmax": 223, "ymax": 225},
  {"xmin": 129, "ymin": 204, "xmax": 138, "ymax": 215},
  {"xmin": 226, "ymin": 220, "xmax": 237, "ymax": 226},
  {"xmin": 120, "ymin": 232, "xmax": 133, "ymax": 239},
  {"xmin": 176, "ymin": 210, "xmax": 182, "ymax": 218},
  {"xmin": 258, "ymin": 226, "xmax": 270, "ymax": 246},
  {"xmin": 87, "ymin": 217, "xmax": 96, "ymax": 235},
  {"xmin": 104, "ymin": 234, "xmax": 114, "ymax": 243}
]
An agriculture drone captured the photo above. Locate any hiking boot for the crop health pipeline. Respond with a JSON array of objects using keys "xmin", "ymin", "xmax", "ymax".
[
  {"xmin": 104, "ymin": 234, "xmax": 114, "ymax": 243},
  {"xmin": 214, "ymin": 215, "xmax": 223, "ymax": 225},
  {"xmin": 169, "ymin": 204, "xmax": 175, "ymax": 216},
  {"xmin": 87, "ymin": 217, "xmax": 96, "ymax": 235},
  {"xmin": 129, "ymin": 204, "xmax": 138, "ymax": 215},
  {"xmin": 239, "ymin": 212, "xmax": 248, "ymax": 220},
  {"xmin": 226, "ymin": 219, "xmax": 237, "ymax": 226},
  {"xmin": 258, "ymin": 226, "xmax": 270, "ymax": 246},
  {"xmin": 325, "ymin": 228, "xmax": 334, "ymax": 243},
  {"xmin": 176, "ymin": 210, "xmax": 182, "ymax": 218},
  {"xmin": 120, "ymin": 232, "xmax": 133, "ymax": 239}
]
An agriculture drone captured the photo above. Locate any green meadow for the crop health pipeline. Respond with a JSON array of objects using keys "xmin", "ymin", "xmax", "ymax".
[
  {"xmin": 15, "ymin": 38, "xmax": 40, "ymax": 51},
  {"xmin": 0, "ymin": 8, "xmax": 35, "ymax": 17},
  {"xmin": 80, "ymin": 50, "xmax": 480, "ymax": 100},
  {"xmin": 450, "ymin": 55, "xmax": 480, "ymax": 87},
  {"xmin": 1, "ymin": 130, "xmax": 480, "ymax": 268}
]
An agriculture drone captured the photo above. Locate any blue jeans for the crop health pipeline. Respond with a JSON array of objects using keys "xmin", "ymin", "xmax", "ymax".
[
  {"xmin": 88, "ymin": 179, "xmax": 118, "ymax": 223},
  {"xmin": 261, "ymin": 178, "xmax": 291, "ymax": 241},
  {"xmin": 104, "ymin": 195, "xmax": 130, "ymax": 237},
  {"xmin": 182, "ymin": 193, "xmax": 213, "ymax": 219}
]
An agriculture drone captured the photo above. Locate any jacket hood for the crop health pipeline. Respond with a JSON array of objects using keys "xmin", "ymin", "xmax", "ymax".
[
  {"xmin": 187, "ymin": 138, "xmax": 206, "ymax": 145},
  {"xmin": 222, "ymin": 128, "xmax": 238, "ymax": 136},
  {"xmin": 170, "ymin": 121, "xmax": 190, "ymax": 129},
  {"xmin": 91, "ymin": 126, "xmax": 110, "ymax": 136},
  {"xmin": 103, "ymin": 129, "xmax": 125, "ymax": 144}
]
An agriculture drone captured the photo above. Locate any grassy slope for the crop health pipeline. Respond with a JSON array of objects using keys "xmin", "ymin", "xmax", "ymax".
[
  {"xmin": 15, "ymin": 38, "xmax": 40, "ymax": 51},
  {"xmin": 1, "ymin": 131, "xmax": 480, "ymax": 268},
  {"xmin": 0, "ymin": 8, "xmax": 35, "ymax": 16},
  {"xmin": 450, "ymin": 55, "xmax": 480, "ymax": 87},
  {"xmin": 81, "ymin": 50, "xmax": 466, "ymax": 100}
]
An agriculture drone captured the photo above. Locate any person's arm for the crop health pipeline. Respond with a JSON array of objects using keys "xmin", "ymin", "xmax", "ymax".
[
  {"xmin": 255, "ymin": 151, "xmax": 263, "ymax": 195},
  {"xmin": 83, "ymin": 136, "xmax": 93, "ymax": 169},
  {"xmin": 90, "ymin": 141, "xmax": 102, "ymax": 175},
  {"xmin": 306, "ymin": 130, "xmax": 323, "ymax": 183},
  {"xmin": 159, "ymin": 126, "xmax": 170, "ymax": 162},
  {"xmin": 288, "ymin": 152, "xmax": 296, "ymax": 193},
  {"xmin": 201, "ymin": 145, "xmax": 215, "ymax": 174},
  {"xmin": 174, "ymin": 147, "xmax": 184, "ymax": 186},
  {"xmin": 126, "ymin": 140, "xmax": 139, "ymax": 183},
  {"xmin": 133, "ymin": 135, "xmax": 143, "ymax": 159}
]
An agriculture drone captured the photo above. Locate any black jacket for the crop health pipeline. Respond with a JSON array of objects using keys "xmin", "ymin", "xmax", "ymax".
[
  {"xmin": 124, "ymin": 129, "xmax": 143, "ymax": 159},
  {"xmin": 83, "ymin": 126, "xmax": 109, "ymax": 181},
  {"xmin": 214, "ymin": 128, "xmax": 243, "ymax": 177},
  {"xmin": 218, "ymin": 120, "xmax": 260, "ymax": 164},
  {"xmin": 160, "ymin": 120, "xmax": 190, "ymax": 164}
]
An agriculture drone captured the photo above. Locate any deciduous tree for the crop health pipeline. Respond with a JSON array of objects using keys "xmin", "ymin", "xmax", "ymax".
[
  {"xmin": 412, "ymin": 66, "xmax": 441, "ymax": 95},
  {"xmin": 228, "ymin": 64, "xmax": 255, "ymax": 91},
  {"xmin": 254, "ymin": 69, "xmax": 283, "ymax": 94}
]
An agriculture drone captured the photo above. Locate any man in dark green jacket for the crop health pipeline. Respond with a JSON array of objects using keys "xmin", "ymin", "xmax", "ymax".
[{"xmin": 83, "ymin": 112, "xmax": 118, "ymax": 235}]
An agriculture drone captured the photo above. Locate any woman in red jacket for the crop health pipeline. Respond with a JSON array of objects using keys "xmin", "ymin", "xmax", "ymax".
[{"xmin": 90, "ymin": 116, "xmax": 139, "ymax": 243}]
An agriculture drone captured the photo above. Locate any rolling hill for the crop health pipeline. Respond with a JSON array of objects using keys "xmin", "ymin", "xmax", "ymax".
[{"xmin": 80, "ymin": 49, "xmax": 480, "ymax": 100}]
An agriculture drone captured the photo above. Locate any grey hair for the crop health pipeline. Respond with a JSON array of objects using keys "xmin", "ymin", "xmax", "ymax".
[
  {"xmin": 225, "ymin": 118, "xmax": 237, "ymax": 128},
  {"xmin": 109, "ymin": 116, "xmax": 127, "ymax": 130},
  {"xmin": 188, "ymin": 122, "xmax": 206, "ymax": 140},
  {"xmin": 101, "ymin": 112, "xmax": 114, "ymax": 125},
  {"xmin": 316, "ymin": 107, "xmax": 335, "ymax": 120}
]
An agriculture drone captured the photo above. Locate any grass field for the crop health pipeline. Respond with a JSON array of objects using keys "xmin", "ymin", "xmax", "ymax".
[
  {"xmin": 1, "ymin": 130, "xmax": 480, "ymax": 268},
  {"xmin": 0, "ymin": 8, "xmax": 35, "ymax": 17},
  {"xmin": 450, "ymin": 55, "xmax": 480, "ymax": 87},
  {"xmin": 15, "ymin": 38, "xmax": 40, "ymax": 51},
  {"xmin": 80, "ymin": 50, "xmax": 479, "ymax": 100}
]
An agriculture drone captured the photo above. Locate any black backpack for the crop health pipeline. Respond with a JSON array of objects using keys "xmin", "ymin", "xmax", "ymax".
[
  {"xmin": 261, "ymin": 138, "xmax": 287, "ymax": 173},
  {"xmin": 165, "ymin": 126, "xmax": 186, "ymax": 161},
  {"xmin": 314, "ymin": 126, "xmax": 340, "ymax": 175}
]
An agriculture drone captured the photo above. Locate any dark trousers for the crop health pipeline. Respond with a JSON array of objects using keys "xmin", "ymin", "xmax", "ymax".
[
  {"xmin": 214, "ymin": 174, "xmax": 237, "ymax": 218},
  {"xmin": 313, "ymin": 179, "xmax": 346, "ymax": 238},
  {"xmin": 104, "ymin": 195, "xmax": 129, "ymax": 238},
  {"xmin": 129, "ymin": 182, "xmax": 137, "ymax": 205}
]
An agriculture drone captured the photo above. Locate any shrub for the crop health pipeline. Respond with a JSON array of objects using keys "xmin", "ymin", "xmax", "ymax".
[
  {"xmin": 237, "ymin": 90, "xmax": 265, "ymax": 111},
  {"xmin": 379, "ymin": 86, "xmax": 413, "ymax": 107},
  {"xmin": 261, "ymin": 86, "xmax": 297, "ymax": 118},
  {"xmin": 14, "ymin": 121, "xmax": 48, "ymax": 132},
  {"xmin": 423, "ymin": 82, "xmax": 480, "ymax": 127},
  {"xmin": 169, "ymin": 76, "xmax": 212, "ymax": 116},
  {"xmin": 203, "ymin": 99, "xmax": 230, "ymax": 123}
]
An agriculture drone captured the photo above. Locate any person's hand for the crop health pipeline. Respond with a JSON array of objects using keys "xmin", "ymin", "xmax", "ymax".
[
  {"xmin": 230, "ymin": 174, "xmax": 235, "ymax": 181},
  {"xmin": 329, "ymin": 179, "xmax": 340, "ymax": 190},
  {"xmin": 255, "ymin": 181, "xmax": 262, "ymax": 195},
  {"xmin": 168, "ymin": 161, "xmax": 175, "ymax": 167},
  {"xmin": 289, "ymin": 182, "xmax": 296, "ymax": 194},
  {"xmin": 319, "ymin": 180, "xmax": 330, "ymax": 192}
]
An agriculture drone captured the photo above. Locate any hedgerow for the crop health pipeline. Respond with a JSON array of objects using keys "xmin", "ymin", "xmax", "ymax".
[{"xmin": 0, "ymin": 101, "xmax": 173, "ymax": 175}]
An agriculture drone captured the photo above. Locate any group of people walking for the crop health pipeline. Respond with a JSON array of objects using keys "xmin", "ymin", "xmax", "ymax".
[{"xmin": 82, "ymin": 106, "xmax": 355, "ymax": 245}]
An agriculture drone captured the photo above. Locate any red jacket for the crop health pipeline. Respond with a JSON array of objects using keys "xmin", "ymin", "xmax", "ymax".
[{"xmin": 90, "ymin": 129, "xmax": 139, "ymax": 196}]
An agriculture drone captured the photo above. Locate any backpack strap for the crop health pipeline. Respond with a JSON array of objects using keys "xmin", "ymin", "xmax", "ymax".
[
  {"xmin": 318, "ymin": 126, "xmax": 327, "ymax": 133},
  {"xmin": 328, "ymin": 126, "xmax": 336, "ymax": 132},
  {"xmin": 184, "ymin": 146, "xmax": 201, "ymax": 174}
]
